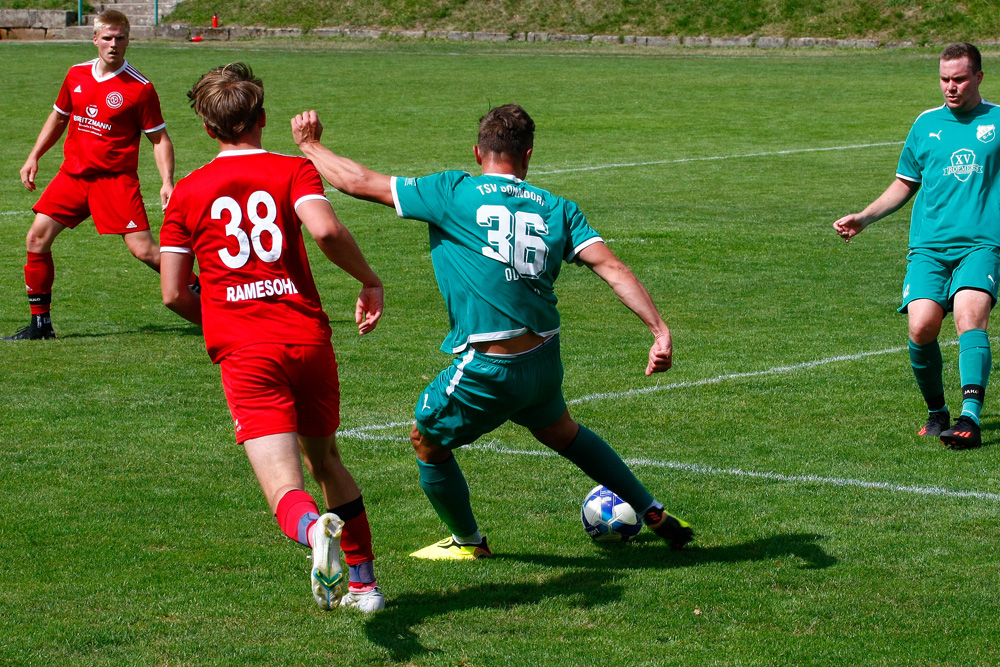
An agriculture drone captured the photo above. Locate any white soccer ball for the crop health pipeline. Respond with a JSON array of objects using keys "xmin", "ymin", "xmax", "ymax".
[{"xmin": 581, "ymin": 485, "xmax": 642, "ymax": 542}]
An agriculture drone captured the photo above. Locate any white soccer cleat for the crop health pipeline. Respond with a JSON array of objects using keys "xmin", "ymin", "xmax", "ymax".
[
  {"xmin": 310, "ymin": 513, "xmax": 345, "ymax": 610},
  {"xmin": 341, "ymin": 586, "xmax": 386, "ymax": 613}
]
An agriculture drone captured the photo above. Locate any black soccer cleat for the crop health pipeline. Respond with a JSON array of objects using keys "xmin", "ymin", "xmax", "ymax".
[
  {"xmin": 642, "ymin": 505, "xmax": 694, "ymax": 550},
  {"xmin": 2, "ymin": 314, "xmax": 55, "ymax": 341},
  {"xmin": 940, "ymin": 415, "xmax": 982, "ymax": 450},
  {"xmin": 918, "ymin": 411, "xmax": 950, "ymax": 437}
]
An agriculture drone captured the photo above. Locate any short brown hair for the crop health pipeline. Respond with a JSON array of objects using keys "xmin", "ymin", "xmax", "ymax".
[
  {"xmin": 187, "ymin": 63, "xmax": 264, "ymax": 142},
  {"xmin": 478, "ymin": 104, "xmax": 534, "ymax": 157},
  {"xmin": 93, "ymin": 9, "xmax": 129, "ymax": 37},
  {"xmin": 941, "ymin": 42, "xmax": 982, "ymax": 74}
]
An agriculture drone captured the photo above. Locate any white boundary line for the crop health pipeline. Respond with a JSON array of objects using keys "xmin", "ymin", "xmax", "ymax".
[
  {"xmin": 532, "ymin": 141, "xmax": 902, "ymax": 176},
  {"xmin": 338, "ymin": 340, "xmax": 1000, "ymax": 503},
  {"xmin": 472, "ymin": 444, "xmax": 1000, "ymax": 502},
  {"xmin": 1, "ymin": 141, "xmax": 900, "ymax": 218},
  {"xmin": 341, "ymin": 342, "xmax": 927, "ymax": 438},
  {"xmin": 0, "ymin": 201, "xmax": 164, "ymax": 219}
]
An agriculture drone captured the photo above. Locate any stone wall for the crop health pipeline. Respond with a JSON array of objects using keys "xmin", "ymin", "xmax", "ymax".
[
  {"xmin": 0, "ymin": 10, "xmax": 952, "ymax": 48},
  {"xmin": 0, "ymin": 9, "xmax": 75, "ymax": 39}
]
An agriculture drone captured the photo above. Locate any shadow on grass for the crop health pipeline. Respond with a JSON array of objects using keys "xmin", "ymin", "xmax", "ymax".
[
  {"xmin": 55, "ymin": 323, "xmax": 203, "ymax": 339},
  {"xmin": 364, "ymin": 532, "xmax": 833, "ymax": 662},
  {"xmin": 972, "ymin": 416, "xmax": 996, "ymax": 449},
  {"xmin": 501, "ymin": 531, "xmax": 836, "ymax": 571}
]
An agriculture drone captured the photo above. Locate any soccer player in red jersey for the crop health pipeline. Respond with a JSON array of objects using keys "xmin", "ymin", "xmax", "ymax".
[
  {"xmin": 7, "ymin": 9, "xmax": 176, "ymax": 340},
  {"xmin": 159, "ymin": 63, "xmax": 386, "ymax": 612}
]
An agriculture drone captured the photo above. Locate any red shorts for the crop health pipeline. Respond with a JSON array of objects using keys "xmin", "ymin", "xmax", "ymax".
[
  {"xmin": 219, "ymin": 343, "xmax": 340, "ymax": 443},
  {"xmin": 33, "ymin": 169, "xmax": 150, "ymax": 234}
]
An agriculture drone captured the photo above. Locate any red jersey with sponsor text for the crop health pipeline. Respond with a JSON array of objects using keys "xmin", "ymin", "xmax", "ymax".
[
  {"xmin": 160, "ymin": 150, "xmax": 334, "ymax": 362},
  {"xmin": 54, "ymin": 59, "xmax": 165, "ymax": 176}
]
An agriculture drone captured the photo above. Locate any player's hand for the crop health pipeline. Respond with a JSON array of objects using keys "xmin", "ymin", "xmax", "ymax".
[
  {"xmin": 291, "ymin": 110, "xmax": 323, "ymax": 147},
  {"xmin": 20, "ymin": 158, "xmax": 39, "ymax": 191},
  {"xmin": 160, "ymin": 181, "xmax": 174, "ymax": 209},
  {"xmin": 646, "ymin": 331, "xmax": 672, "ymax": 375},
  {"xmin": 355, "ymin": 283, "xmax": 384, "ymax": 335},
  {"xmin": 833, "ymin": 214, "xmax": 866, "ymax": 242}
]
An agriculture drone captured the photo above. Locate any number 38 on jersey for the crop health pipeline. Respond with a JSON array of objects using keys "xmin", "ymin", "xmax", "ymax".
[{"xmin": 214, "ymin": 190, "xmax": 284, "ymax": 269}]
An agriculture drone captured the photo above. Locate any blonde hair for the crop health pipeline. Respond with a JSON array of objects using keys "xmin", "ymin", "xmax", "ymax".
[
  {"xmin": 188, "ymin": 63, "xmax": 265, "ymax": 142},
  {"xmin": 93, "ymin": 9, "xmax": 130, "ymax": 37}
]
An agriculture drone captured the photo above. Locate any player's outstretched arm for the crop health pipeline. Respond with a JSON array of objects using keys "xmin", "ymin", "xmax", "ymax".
[
  {"xmin": 160, "ymin": 251, "xmax": 202, "ymax": 325},
  {"xmin": 147, "ymin": 129, "xmax": 175, "ymax": 208},
  {"xmin": 577, "ymin": 241, "xmax": 672, "ymax": 375},
  {"xmin": 833, "ymin": 177, "xmax": 920, "ymax": 242},
  {"xmin": 291, "ymin": 111, "xmax": 394, "ymax": 207},
  {"xmin": 297, "ymin": 199, "xmax": 384, "ymax": 335},
  {"xmin": 20, "ymin": 110, "xmax": 69, "ymax": 192}
]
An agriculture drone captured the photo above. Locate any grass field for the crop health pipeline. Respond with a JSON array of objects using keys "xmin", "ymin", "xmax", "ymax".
[{"xmin": 2, "ymin": 39, "xmax": 1000, "ymax": 666}]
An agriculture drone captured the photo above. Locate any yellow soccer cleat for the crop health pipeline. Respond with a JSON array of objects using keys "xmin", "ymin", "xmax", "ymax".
[{"xmin": 409, "ymin": 536, "xmax": 492, "ymax": 560}]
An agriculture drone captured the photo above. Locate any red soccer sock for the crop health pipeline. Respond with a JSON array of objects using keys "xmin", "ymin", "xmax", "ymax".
[
  {"xmin": 329, "ymin": 497, "xmax": 376, "ymax": 589},
  {"xmin": 341, "ymin": 512, "xmax": 375, "ymax": 565},
  {"xmin": 24, "ymin": 251, "xmax": 54, "ymax": 315},
  {"xmin": 275, "ymin": 489, "xmax": 320, "ymax": 547}
]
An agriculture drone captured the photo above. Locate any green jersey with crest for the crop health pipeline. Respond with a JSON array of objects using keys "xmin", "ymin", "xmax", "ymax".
[
  {"xmin": 897, "ymin": 100, "xmax": 1000, "ymax": 249},
  {"xmin": 391, "ymin": 171, "xmax": 603, "ymax": 353}
]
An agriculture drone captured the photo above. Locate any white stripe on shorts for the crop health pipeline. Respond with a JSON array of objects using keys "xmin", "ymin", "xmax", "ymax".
[{"xmin": 446, "ymin": 349, "xmax": 476, "ymax": 396}]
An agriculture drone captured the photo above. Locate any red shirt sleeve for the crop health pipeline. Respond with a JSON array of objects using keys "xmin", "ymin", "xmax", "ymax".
[
  {"xmin": 159, "ymin": 187, "xmax": 192, "ymax": 251},
  {"xmin": 292, "ymin": 160, "xmax": 328, "ymax": 208},
  {"xmin": 137, "ymin": 82, "xmax": 166, "ymax": 133},
  {"xmin": 54, "ymin": 71, "xmax": 73, "ymax": 115}
]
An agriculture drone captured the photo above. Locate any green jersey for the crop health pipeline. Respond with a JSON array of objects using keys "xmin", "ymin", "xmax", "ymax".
[
  {"xmin": 897, "ymin": 100, "xmax": 1000, "ymax": 249},
  {"xmin": 391, "ymin": 171, "xmax": 602, "ymax": 353}
]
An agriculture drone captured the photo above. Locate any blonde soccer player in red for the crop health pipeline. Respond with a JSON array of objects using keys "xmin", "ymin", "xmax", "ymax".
[
  {"xmin": 8, "ymin": 9, "xmax": 176, "ymax": 340},
  {"xmin": 159, "ymin": 63, "xmax": 385, "ymax": 612}
]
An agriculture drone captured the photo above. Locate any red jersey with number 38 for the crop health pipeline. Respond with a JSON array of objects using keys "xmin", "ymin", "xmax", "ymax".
[
  {"xmin": 55, "ymin": 59, "xmax": 166, "ymax": 176},
  {"xmin": 160, "ymin": 150, "xmax": 334, "ymax": 362}
]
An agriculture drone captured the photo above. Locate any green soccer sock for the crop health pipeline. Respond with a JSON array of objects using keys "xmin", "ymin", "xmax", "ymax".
[
  {"xmin": 958, "ymin": 329, "xmax": 991, "ymax": 424},
  {"xmin": 416, "ymin": 455, "xmax": 480, "ymax": 541},
  {"xmin": 560, "ymin": 425, "xmax": 655, "ymax": 513},
  {"xmin": 909, "ymin": 339, "xmax": 947, "ymax": 412}
]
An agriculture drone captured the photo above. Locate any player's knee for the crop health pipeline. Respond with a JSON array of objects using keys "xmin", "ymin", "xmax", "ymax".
[
  {"xmin": 25, "ymin": 232, "xmax": 46, "ymax": 253},
  {"xmin": 308, "ymin": 453, "xmax": 343, "ymax": 481},
  {"xmin": 26, "ymin": 219, "xmax": 59, "ymax": 252},
  {"xmin": 531, "ymin": 412, "xmax": 579, "ymax": 452},
  {"xmin": 909, "ymin": 322, "xmax": 940, "ymax": 345},
  {"xmin": 129, "ymin": 243, "xmax": 156, "ymax": 264},
  {"xmin": 302, "ymin": 439, "xmax": 341, "ymax": 477},
  {"xmin": 410, "ymin": 425, "xmax": 448, "ymax": 463}
]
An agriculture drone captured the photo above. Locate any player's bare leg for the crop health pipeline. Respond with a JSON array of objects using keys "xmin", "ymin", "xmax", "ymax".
[
  {"xmin": 244, "ymin": 432, "xmax": 307, "ymax": 512},
  {"xmin": 3, "ymin": 214, "xmax": 65, "ymax": 341},
  {"xmin": 533, "ymin": 410, "xmax": 693, "ymax": 549},
  {"xmin": 26, "ymin": 213, "xmax": 67, "ymax": 253},
  {"xmin": 244, "ymin": 432, "xmax": 345, "ymax": 609},
  {"xmin": 122, "ymin": 230, "xmax": 160, "ymax": 271},
  {"xmin": 299, "ymin": 434, "xmax": 383, "ymax": 611}
]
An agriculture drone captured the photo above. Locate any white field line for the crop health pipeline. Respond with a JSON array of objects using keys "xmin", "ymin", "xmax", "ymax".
[
  {"xmin": 341, "ymin": 342, "xmax": 935, "ymax": 438},
  {"xmin": 532, "ymin": 141, "xmax": 903, "ymax": 176},
  {"xmin": 471, "ymin": 443, "xmax": 1000, "ymax": 502},
  {"xmin": 338, "ymin": 340, "xmax": 1000, "ymax": 503},
  {"xmin": 2, "ymin": 141, "xmax": 898, "ymax": 216},
  {"xmin": 0, "ymin": 201, "xmax": 163, "ymax": 218}
]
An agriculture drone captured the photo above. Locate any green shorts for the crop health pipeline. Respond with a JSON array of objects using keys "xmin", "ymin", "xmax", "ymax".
[
  {"xmin": 899, "ymin": 246, "xmax": 1000, "ymax": 314},
  {"xmin": 414, "ymin": 334, "xmax": 567, "ymax": 449}
]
